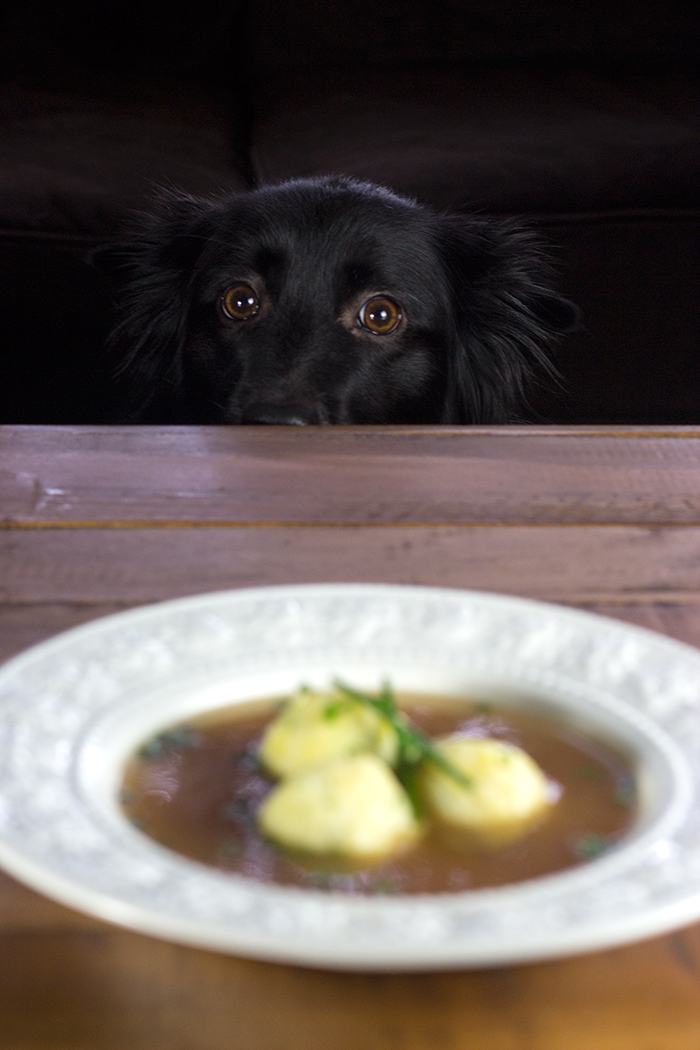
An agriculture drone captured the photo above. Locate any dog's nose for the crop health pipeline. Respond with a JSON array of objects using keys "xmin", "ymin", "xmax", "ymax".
[{"xmin": 239, "ymin": 401, "xmax": 321, "ymax": 425}]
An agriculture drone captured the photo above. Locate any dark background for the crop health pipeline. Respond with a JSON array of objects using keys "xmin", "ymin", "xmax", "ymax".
[{"xmin": 1, "ymin": 1, "xmax": 699, "ymax": 423}]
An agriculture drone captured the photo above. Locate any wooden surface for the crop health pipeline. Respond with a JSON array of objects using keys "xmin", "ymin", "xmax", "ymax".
[{"xmin": 1, "ymin": 424, "xmax": 699, "ymax": 1050}]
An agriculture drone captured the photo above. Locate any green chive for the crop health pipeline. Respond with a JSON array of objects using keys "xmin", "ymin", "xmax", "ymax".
[
  {"xmin": 138, "ymin": 725, "xmax": 200, "ymax": 759},
  {"xmin": 371, "ymin": 878, "xmax": 399, "ymax": 895},
  {"xmin": 578, "ymin": 764, "xmax": 605, "ymax": 781},
  {"xmin": 574, "ymin": 833, "xmax": 609, "ymax": 859},
  {"xmin": 332, "ymin": 679, "xmax": 473, "ymax": 791},
  {"xmin": 613, "ymin": 775, "xmax": 635, "ymax": 806}
]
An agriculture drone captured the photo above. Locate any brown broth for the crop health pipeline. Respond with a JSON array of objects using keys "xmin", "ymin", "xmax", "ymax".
[{"xmin": 120, "ymin": 696, "xmax": 637, "ymax": 895}]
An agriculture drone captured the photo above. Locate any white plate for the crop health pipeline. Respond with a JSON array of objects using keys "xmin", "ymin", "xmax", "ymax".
[{"xmin": 0, "ymin": 583, "xmax": 699, "ymax": 971}]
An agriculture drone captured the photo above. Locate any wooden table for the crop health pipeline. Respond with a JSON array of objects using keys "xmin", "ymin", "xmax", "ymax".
[{"xmin": 1, "ymin": 424, "xmax": 699, "ymax": 1050}]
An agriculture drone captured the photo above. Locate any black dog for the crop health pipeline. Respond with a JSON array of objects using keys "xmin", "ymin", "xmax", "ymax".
[{"xmin": 98, "ymin": 176, "xmax": 575, "ymax": 424}]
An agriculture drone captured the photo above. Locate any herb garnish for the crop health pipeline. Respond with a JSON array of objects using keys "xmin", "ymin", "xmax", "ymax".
[
  {"xmin": 332, "ymin": 679, "xmax": 473, "ymax": 793},
  {"xmin": 578, "ymin": 764, "xmax": 605, "ymax": 781},
  {"xmin": 370, "ymin": 877, "xmax": 399, "ymax": 895},
  {"xmin": 217, "ymin": 836, "xmax": 242, "ymax": 859},
  {"xmin": 612, "ymin": 774, "xmax": 635, "ymax": 806},
  {"xmin": 139, "ymin": 725, "xmax": 201, "ymax": 759},
  {"xmin": 573, "ymin": 833, "xmax": 610, "ymax": 860}
]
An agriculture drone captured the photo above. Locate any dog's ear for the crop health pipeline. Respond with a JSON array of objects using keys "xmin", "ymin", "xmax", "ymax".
[
  {"xmin": 91, "ymin": 192, "xmax": 214, "ymax": 421},
  {"xmin": 433, "ymin": 214, "xmax": 578, "ymax": 423}
]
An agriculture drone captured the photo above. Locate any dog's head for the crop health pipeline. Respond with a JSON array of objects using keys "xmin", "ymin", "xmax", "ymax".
[{"xmin": 98, "ymin": 177, "xmax": 576, "ymax": 424}]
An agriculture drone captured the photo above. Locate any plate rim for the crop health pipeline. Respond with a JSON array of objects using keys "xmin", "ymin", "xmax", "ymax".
[{"xmin": 0, "ymin": 582, "xmax": 699, "ymax": 971}]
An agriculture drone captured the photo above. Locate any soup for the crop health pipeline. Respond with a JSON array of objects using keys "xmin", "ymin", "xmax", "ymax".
[{"xmin": 120, "ymin": 693, "xmax": 637, "ymax": 895}]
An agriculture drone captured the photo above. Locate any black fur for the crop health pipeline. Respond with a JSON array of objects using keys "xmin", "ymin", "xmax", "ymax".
[{"xmin": 97, "ymin": 177, "xmax": 576, "ymax": 424}]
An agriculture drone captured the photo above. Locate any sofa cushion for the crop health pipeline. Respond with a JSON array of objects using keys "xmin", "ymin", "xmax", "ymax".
[
  {"xmin": 532, "ymin": 213, "xmax": 700, "ymax": 424},
  {"xmin": 250, "ymin": 65, "xmax": 700, "ymax": 214},
  {"xmin": 0, "ymin": 81, "xmax": 249, "ymax": 238},
  {"xmin": 247, "ymin": 0, "xmax": 700, "ymax": 74}
]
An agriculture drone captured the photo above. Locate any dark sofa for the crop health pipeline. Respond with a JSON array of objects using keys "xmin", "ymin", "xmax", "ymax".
[{"xmin": 1, "ymin": 1, "xmax": 699, "ymax": 424}]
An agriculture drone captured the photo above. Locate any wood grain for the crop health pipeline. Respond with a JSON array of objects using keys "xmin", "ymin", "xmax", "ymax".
[
  {"xmin": 3, "ymin": 522, "xmax": 700, "ymax": 604},
  {"xmin": 3, "ymin": 425, "xmax": 700, "ymax": 524},
  {"xmin": 0, "ymin": 921, "xmax": 697, "ymax": 1049},
  {"xmin": 1, "ymin": 425, "xmax": 700, "ymax": 1050}
]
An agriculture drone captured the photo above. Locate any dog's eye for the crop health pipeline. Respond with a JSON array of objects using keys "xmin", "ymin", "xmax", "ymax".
[
  {"xmin": 221, "ymin": 284, "xmax": 260, "ymax": 321},
  {"xmin": 358, "ymin": 297, "xmax": 402, "ymax": 335}
]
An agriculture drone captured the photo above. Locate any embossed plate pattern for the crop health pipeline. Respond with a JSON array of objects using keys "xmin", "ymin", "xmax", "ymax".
[{"xmin": 0, "ymin": 584, "xmax": 698, "ymax": 970}]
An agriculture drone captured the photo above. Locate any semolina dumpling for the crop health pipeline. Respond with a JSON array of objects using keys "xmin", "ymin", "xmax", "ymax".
[
  {"xmin": 258, "ymin": 753, "xmax": 421, "ymax": 859},
  {"xmin": 421, "ymin": 735, "xmax": 553, "ymax": 846},
  {"xmin": 259, "ymin": 686, "xmax": 399, "ymax": 778}
]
